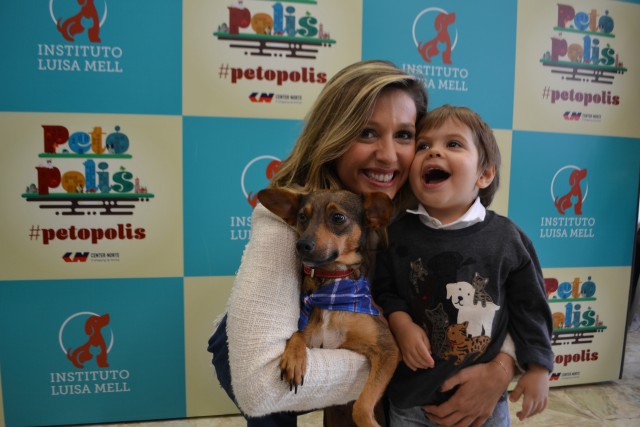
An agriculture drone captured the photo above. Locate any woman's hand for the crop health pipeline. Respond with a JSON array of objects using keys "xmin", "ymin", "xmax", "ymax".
[{"xmin": 422, "ymin": 353, "xmax": 514, "ymax": 427}]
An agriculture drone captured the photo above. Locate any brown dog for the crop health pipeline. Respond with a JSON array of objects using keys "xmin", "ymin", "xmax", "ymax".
[{"xmin": 257, "ymin": 188, "xmax": 400, "ymax": 427}]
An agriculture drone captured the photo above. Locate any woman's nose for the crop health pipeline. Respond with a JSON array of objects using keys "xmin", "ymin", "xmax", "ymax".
[{"xmin": 375, "ymin": 137, "xmax": 397, "ymax": 164}]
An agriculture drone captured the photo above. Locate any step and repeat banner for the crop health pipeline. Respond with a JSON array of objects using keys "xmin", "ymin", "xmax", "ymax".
[{"xmin": 1, "ymin": 1, "xmax": 639, "ymax": 426}]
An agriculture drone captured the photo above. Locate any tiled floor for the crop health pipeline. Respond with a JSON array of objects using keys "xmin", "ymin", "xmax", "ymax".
[{"xmin": 87, "ymin": 314, "xmax": 640, "ymax": 427}]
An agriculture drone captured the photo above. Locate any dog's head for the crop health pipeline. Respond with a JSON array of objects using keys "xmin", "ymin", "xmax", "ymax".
[
  {"xmin": 85, "ymin": 313, "xmax": 110, "ymax": 335},
  {"xmin": 257, "ymin": 188, "xmax": 393, "ymax": 270},
  {"xmin": 569, "ymin": 168, "xmax": 587, "ymax": 186},
  {"xmin": 446, "ymin": 282, "xmax": 475, "ymax": 307}
]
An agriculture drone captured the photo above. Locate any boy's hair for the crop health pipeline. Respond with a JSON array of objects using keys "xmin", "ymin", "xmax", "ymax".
[
  {"xmin": 269, "ymin": 60, "xmax": 428, "ymax": 212},
  {"xmin": 418, "ymin": 105, "xmax": 501, "ymax": 207}
]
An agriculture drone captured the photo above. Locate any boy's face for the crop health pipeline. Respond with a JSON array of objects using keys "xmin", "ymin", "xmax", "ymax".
[{"xmin": 410, "ymin": 117, "xmax": 494, "ymax": 224}]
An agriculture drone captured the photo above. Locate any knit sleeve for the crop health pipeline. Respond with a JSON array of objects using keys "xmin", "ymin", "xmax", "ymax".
[{"xmin": 226, "ymin": 204, "xmax": 368, "ymax": 417}]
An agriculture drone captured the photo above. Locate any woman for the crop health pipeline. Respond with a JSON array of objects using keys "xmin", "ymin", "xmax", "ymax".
[{"xmin": 208, "ymin": 60, "xmax": 515, "ymax": 426}]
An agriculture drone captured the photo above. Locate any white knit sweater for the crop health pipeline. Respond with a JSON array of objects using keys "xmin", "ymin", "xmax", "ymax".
[{"xmin": 223, "ymin": 204, "xmax": 369, "ymax": 416}]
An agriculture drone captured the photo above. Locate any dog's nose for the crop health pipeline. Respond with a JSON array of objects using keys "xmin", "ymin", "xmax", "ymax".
[{"xmin": 296, "ymin": 239, "xmax": 315, "ymax": 255}]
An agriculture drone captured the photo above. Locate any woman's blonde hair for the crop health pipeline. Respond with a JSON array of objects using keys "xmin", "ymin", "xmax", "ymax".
[
  {"xmin": 418, "ymin": 105, "xmax": 501, "ymax": 207},
  {"xmin": 269, "ymin": 60, "xmax": 428, "ymax": 210}
]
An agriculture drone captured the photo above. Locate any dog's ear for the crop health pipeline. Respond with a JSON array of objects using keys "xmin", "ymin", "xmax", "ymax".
[
  {"xmin": 362, "ymin": 192, "xmax": 394, "ymax": 247},
  {"xmin": 257, "ymin": 188, "xmax": 302, "ymax": 226}
]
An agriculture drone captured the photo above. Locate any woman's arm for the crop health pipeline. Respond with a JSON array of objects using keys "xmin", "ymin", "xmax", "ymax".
[
  {"xmin": 422, "ymin": 352, "xmax": 515, "ymax": 427},
  {"xmin": 226, "ymin": 205, "xmax": 369, "ymax": 417}
]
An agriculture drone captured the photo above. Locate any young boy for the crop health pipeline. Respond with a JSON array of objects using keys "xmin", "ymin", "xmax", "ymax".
[{"xmin": 373, "ymin": 105, "xmax": 554, "ymax": 425}]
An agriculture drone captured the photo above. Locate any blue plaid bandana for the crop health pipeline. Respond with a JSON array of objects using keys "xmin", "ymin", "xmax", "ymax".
[{"xmin": 298, "ymin": 275, "xmax": 380, "ymax": 331}]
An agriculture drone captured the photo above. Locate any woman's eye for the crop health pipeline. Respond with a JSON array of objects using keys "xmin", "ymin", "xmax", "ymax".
[
  {"xmin": 332, "ymin": 213, "xmax": 346, "ymax": 224},
  {"xmin": 396, "ymin": 130, "xmax": 414, "ymax": 140},
  {"xmin": 359, "ymin": 128, "xmax": 376, "ymax": 139}
]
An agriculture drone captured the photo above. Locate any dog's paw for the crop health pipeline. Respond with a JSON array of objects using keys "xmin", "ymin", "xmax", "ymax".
[
  {"xmin": 279, "ymin": 353, "xmax": 307, "ymax": 393},
  {"xmin": 279, "ymin": 339, "xmax": 307, "ymax": 393}
]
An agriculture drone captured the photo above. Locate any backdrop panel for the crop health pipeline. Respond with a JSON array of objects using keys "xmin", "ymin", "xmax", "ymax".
[
  {"xmin": 0, "ymin": 278, "xmax": 186, "ymax": 427},
  {"xmin": 0, "ymin": 1, "xmax": 638, "ymax": 426},
  {"xmin": 0, "ymin": 112, "xmax": 184, "ymax": 281}
]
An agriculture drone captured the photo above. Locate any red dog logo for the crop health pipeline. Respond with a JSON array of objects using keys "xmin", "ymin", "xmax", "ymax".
[
  {"xmin": 67, "ymin": 313, "xmax": 110, "ymax": 368},
  {"xmin": 554, "ymin": 168, "xmax": 587, "ymax": 215},
  {"xmin": 246, "ymin": 158, "xmax": 282, "ymax": 208},
  {"xmin": 57, "ymin": 0, "xmax": 102, "ymax": 43},
  {"xmin": 418, "ymin": 12, "xmax": 456, "ymax": 64}
]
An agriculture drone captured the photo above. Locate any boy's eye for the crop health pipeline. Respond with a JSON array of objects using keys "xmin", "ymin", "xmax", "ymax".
[
  {"xmin": 447, "ymin": 140, "xmax": 462, "ymax": 148},
  {"xmin": 416, "ymin": 143, "xmax": 429, "ymax": 151}
]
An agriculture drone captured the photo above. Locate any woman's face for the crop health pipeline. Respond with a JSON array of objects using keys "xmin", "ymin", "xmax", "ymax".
[{"xmin": 335, "ymin": 88, "xmax": 417, "ymax": 199}]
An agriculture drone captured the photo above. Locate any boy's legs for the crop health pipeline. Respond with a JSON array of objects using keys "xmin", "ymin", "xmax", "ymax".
[
  {"xmin": 389, "ymin": 402, "xmax": 437, "ymax": 427},
  {"xmin": 481, "ymin": 393, "xmax": 510, "ymax": 427},
  {"xmin": 389, "ymin": 394, "xmax": 510, "ymax": 427}
]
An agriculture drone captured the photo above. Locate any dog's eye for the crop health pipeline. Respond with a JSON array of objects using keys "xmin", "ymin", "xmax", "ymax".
[
  {"xmin": 331, "ymin": 213, "xmax": 346, "ymax": 224},
  {"xmin": 297, "ymin": 212, "xmax": 308, "ymax": 223}
]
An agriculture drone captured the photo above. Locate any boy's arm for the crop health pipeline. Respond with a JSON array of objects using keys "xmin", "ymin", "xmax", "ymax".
[
  {"xmin": 388, "ymin": 311, "xmax": 434, "ymax": 371},
  {"xmin": 506, "ymin": 235, "xmax": 555, "ymax": 372},
  {"xmin": 509, "ymin": 363, "xmax": 550, "ymax": 421}
]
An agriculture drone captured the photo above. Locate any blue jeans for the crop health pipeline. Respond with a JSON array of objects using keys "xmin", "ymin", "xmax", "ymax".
[
  {"xmin": 389, "ymin": 393, "xmax": 510, "ymax": 427},
  {"xmin": 207, "ymin": 314, "xmax": 301, "ymax": 427}
]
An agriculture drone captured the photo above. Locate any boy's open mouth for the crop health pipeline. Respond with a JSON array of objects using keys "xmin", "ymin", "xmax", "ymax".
[{"xmin": 423, "ymin": 168, "xmax": 450, "ymax": 184}]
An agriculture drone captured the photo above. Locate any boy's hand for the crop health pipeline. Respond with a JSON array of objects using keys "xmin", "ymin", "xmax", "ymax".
[
  {"xmin": 388, "ymin": 311, "xmax": 434, "ymax": 371},
  {"xmin": 509, "ymin": 364, "xmax": 549, "ymax": 421}
]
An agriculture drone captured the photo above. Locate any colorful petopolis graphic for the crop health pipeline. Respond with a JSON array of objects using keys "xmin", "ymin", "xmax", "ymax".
[
  {"xmin": 22, "ymin": 124, "xmax": 153, "ymax": 217},
  {"xmin": 546, "ymin": 275, "xmax": 605, "ymax": 346},
  {"xmin": 214, "ymin": 0, "xmax": 336, "ymax": 60},
  {"xmin": 541, "ymin": 5, "xmax": 626, "ymax": 87},
  {"xmin": 513, "ymin": 0, "xmax": 639, "ymax": 136},
  {"xmin": 183, "ymin": 0, "xmax": 362, "ymax": 119}
]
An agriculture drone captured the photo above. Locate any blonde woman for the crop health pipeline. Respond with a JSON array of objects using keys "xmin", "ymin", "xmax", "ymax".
[{"xmin": 208, "ymin": 60, "xmax": 516, "ymax": 427}]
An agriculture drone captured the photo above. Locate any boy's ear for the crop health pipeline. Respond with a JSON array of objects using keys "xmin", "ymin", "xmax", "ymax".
[{"xmin": 476, "ymin": 165, "xmax": 496, "ymax": 189}]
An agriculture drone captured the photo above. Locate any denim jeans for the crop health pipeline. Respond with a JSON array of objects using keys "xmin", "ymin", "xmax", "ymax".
[
  {"xmin": 207, "ymin": 314, "xmax": 301, "ymax": 427},
  {"xmin": 389, "ymin": 393, "xmax": 510, "ymax": 427}
]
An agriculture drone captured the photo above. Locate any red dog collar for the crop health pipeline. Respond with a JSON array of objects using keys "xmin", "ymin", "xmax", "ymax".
[{"xmin": 303, "ymin": 265, "xmax": 354, "ymax": 279}]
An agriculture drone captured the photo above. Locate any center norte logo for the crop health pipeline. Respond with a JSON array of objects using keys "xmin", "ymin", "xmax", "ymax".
[
  {"xmin": 404, "ymin": 8, "xmax": 468, "ymax": 92},
  {"xmin": 540, "ymin": 4, "xmax": 627, "ymax": 109}
]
